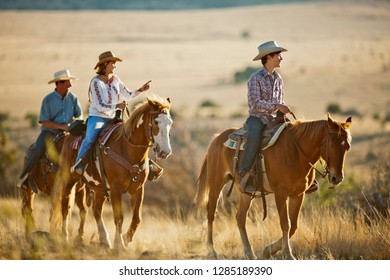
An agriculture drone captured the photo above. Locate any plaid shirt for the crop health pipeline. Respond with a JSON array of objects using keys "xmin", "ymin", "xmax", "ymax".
[{"xmin": 247, "ymin": 67, "xmax": 286, "ymax": 124}]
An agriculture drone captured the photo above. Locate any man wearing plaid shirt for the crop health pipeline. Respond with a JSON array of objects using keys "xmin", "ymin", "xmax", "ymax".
[{"xmin": 239, "ymin": 41, "xmax": 291, "ymax": 195}]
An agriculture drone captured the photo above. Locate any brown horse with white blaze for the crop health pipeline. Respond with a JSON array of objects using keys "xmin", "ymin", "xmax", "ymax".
[
  {"xmin": 196, "ymin": 114, "xmax": 352, "ymax": 259},
  {"xmin": 50, "ymin": 97, "xmax": 172, "ymax": 251}
]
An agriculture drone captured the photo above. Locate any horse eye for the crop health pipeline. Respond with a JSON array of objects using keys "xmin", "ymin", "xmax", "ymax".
[{"xmin": 154, "ymin": 120, "xmax": 158, "ymax": 125}]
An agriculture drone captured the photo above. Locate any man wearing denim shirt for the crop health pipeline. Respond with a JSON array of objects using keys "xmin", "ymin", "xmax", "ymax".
[{"xmin": 16, "ymin": 69, "xmax": 83, "ymax": 189}]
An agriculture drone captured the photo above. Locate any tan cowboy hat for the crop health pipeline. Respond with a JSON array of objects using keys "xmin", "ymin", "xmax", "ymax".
[
  {"xmin": 252, "ymin": 41, "xmax": 287, "ymax": 61},
  {"xmin": 94, "ymin": 51, "xmax": 122, "ymax": 69},
  {"xmin": 48, "ymin": 69, "xmax": 77, "ymax": 84}
]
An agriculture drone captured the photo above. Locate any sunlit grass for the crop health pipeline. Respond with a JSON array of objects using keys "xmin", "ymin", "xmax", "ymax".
[{"xmin": 0, "ymin": 195, "xmax": 388, "ymax": 260}]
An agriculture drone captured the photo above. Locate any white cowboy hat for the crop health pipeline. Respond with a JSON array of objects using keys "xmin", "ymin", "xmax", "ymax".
[
  {"xmin": 252, "ymin": 41, "xmax": 287, "ymax": 61},
  {"xmin": 94, "ymin": 51, "xmax": 122, "ymax": 69},
  {"xmin": 48, "ymin": 69, "xmax": 77, "ymax": 84}
]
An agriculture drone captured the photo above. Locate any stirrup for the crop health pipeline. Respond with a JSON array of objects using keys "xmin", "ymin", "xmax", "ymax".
[
  {"xmin": 147, "ymin": 159, "xmax": 163, "ymax": 181},
  {"xmin": 16, "ymin": 173, "xmax": 29, "ymax": 189},
  {"xmin": 305, "ymin": 179, "xmax": 319, "ymax": 194},
  {"xmin": 70, "ymin": 158, "xmax": 84, "ymax": 175}
]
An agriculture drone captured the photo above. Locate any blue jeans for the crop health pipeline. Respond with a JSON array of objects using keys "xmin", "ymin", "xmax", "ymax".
[
  {"xmin": 74, "ymin": 116, "xmax": 110, "ymax": 163},
  {"xmin": 239, "ymin": 116, "xmax": 265, "ymax": 174},
  {"xmin": 20, "ymin": 130, "xmax": 55, "ymax": 178}
]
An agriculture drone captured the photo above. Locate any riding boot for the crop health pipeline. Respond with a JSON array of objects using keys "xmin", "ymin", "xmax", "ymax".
[
  {"xmin": 239, "ymin": 172, "xmax": 251, "ymax": 192},
  {"xmin": 239, "ymin": 172, "xmax": 261, "ymax": 196},
  {"xmin": 305, "ymin": 179, "xmax": 319, "ymax": 194}
]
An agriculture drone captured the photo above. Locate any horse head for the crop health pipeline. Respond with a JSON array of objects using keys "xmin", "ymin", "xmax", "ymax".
[
  {"xmin": 323, "ymin": 114, "xmax": 352, "ymax": 186},
  {"xmin": 147, "ymin": 97, "xmax": 173, "ymax": 159}
]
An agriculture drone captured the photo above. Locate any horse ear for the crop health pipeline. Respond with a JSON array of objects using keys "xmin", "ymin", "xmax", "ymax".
[
  {"xmin": 327, "ymin": 113, "xmax": 335, "ymax": 124},
  {"xmin": 343, "ymin": 117, "xmax": 352, "ymax": 129},
  {"xmin": 147, "ymin": 98, "xmax": 157, "ymax": 107},
  {"xmin": 167, "ymin": 97, "xmax": 171, "ymax": 103}
]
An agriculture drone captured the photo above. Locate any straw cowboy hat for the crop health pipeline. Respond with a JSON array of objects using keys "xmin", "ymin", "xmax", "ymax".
[
  {"xmin": 94, "ymin": 51, "xmax": 122, "ymax": 69},
  {"xmin": 253, "ymin": 41, "xmax": 287, "ymax": 61},
  {"xmin": 48, "ymin": 69, "xmax": 77, "ymax": 84}
]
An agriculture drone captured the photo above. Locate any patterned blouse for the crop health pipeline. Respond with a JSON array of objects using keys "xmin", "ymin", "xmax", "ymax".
[
  {"xmin": 247, "ymin": 67, "xmax": 286, "ymax": 124},
  {"xmin": 88, "ymin": 75, "xmax": 140, "ymax": 118}
]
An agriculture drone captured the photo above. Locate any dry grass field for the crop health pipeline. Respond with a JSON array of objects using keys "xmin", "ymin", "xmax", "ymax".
[
  {"xmin": 0, "ymin": 192, "xmax": 389, "ymax": 260},
  {"xmin": 0, "ymin": 0, "xmax": 389, "ymax": 261}
]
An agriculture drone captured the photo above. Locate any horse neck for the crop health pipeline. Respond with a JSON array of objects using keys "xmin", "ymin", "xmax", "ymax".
[
  {"xmin": 291, "ymin": 120, "xmax": 327, "ymax": 164},
  {"xmin": 119, "ymin": 114, "xmax": 152, "ymax": 161}
]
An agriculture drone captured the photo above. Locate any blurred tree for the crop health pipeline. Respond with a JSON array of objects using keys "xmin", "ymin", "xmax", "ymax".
[
  {"xmin": 326, "ymin": 103, "xmax": 342, "ymax": 115},
  {"xmin": 233, "ymin": 66, "xmax": 257, "ymax": 84},
  {"xmin": 25, "ymin": 112, "xmax": 39, "ymax": 128}
]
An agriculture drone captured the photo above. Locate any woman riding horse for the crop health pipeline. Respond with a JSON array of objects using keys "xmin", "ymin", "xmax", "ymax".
[{"xmin": 51, "ymin": 97, "xmax": 173, "ymax": 251}]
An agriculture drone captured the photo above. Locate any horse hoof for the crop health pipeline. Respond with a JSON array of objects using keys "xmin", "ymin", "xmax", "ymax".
[
  {"xmin": 99, "ymin": 242, "xmax": 111, "ymax": 250},
  {"xmin": 245, "ymin": 252, "xmax": 257, "ymax": 260},
  {"xmin": 283, "ymin": 253, "xmax": 296, "ymax": 260},
  {"xmin": 263, "ymin": 246, "xmax": 272, "ymax": 259},
  {"xmin": 73, "ymin": 236, "xmax": 83, "ymax": 246},
  {"xmin": 207, "ymin": 251, "xmax": 218, "ymax": 259}
]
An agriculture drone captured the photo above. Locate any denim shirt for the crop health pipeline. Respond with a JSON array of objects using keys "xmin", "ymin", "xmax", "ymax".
[{"xmin": 39, "ymin": 90, "xmax": 83, "ymax": 133}]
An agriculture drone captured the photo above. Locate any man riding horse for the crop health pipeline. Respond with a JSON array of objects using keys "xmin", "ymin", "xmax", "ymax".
[
  {"xmin": 17, "ymin": 69, "xmax": 83, "ymax": 190},
  {"xmin": 239, "ymin": 41, "xmax": 318, "ymax": 195}
]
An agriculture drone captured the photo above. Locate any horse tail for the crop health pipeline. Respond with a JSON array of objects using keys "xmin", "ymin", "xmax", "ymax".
[{"xmin": 195, "ymin": 154, "xmax": 209, "ymax": 214}]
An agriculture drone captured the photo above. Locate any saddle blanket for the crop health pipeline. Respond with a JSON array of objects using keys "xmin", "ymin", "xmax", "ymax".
[
  {"xmin": 223, "ymin": 122, "xmax": 286, "ymax": 151},
  {"xmin": 70, "ymin": 122, "xmax": 122, "ymax": 150}
]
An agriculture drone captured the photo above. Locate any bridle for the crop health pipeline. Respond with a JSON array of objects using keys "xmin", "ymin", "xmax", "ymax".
[
  {"xmin": 122, "ymin": 110, "xmax": 166, "ymax": 149},
  {"xmin": 96, "ymin": 109, "xmax": 169, "ymax": 199},
  {"xmin": 286, "ymin": 122, "xmax": 329, "ymax": 179},
  {"xmin": 284, "ymin": 113, "xmax": 342, "ymax": 180}
]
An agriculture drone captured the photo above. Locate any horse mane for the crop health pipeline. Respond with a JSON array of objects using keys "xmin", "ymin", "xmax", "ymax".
[
  {"xmin": 289, "ymin": 117, "xmax": 351, "ymax": 142},
  {"xmin": 289, "ymin": 119, "xmax": 327, "ymax": 140},
  {"xmin": 124, "ymin": 96, "xmax": 171, "ymax": 137}
]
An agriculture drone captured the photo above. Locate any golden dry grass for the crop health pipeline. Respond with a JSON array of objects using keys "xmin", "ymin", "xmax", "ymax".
[{"xmin": 0, "ymin": 193, "xmax": 389, "ymax": 260}]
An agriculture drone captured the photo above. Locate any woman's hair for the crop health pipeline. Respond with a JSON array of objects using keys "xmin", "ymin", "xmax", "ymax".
[
  {"xmin": 261, "ymin": 51, "xmax": 281, "ymax": 66},
  {"xmin": 95, "ymin": 63, "xmax": 107, "ymax": 75}
]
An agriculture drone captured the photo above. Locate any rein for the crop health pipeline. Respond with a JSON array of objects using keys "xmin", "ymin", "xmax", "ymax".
[{"xmin": 98, "ymin": 109, "xmax": 166, "ymax": 189}]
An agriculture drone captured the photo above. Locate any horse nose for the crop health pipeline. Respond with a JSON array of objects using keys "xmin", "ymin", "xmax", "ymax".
[
  {"xmin": 159, "ymin": 150, "xmax": 171, "ymax": 159},
  {"xmin": 330, "ymin": 174, "xmax": 343, "ymax": 186}
]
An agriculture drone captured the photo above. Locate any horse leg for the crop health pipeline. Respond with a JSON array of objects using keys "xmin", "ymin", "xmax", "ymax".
[
  {"xmin": 288, "ymin": 194, "xmax": 304, "ymax": 238},
  {"xmin": 111, "ymin": 189, "xmax": 127, "ymax": 252},
  {"xmin": 236, "ymin": 193, "xmax": 255, "ymax": 259},
  {"xmin": 272, "ymin": 193, "xmax": 295, "ymax": 260},
  {"xmin": 60, "ymin": 182, "xmax": 76, "ymax": 240},
  {"xmin": 123, "ymin": 188, "xmax": 143, "ymax": 248},
  {"xmin": 21, "ymin": 188, "xmax": 35, "ymax": 236},
  {"xmin": 206, "ymin": 176, "xmax": 230, "ymax": 259},
  {"xmin": 263, "ymin": 194, "xmax": 304, "ymax": 259},
  {"xmin": 263, "ymin": 238, "xmax": 283, "ymax": 259},
  {"xmin": 263, "ymin": 196, "xmax": 299, "ymax": 259},
  {"xmin": 93, "ymin": 191, "xmax": 111, "ymax": 248},
  {"xmin": 73, "ymin": 183, "xmax": 87, "ymax": 244}
]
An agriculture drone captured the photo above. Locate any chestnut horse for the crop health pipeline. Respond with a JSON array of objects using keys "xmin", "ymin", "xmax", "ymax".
[
  {"xmin": 20, "ymin": 133, "xmax": 87, "ymax": 242},
  {"xmin": 196, "ymin": 114, "xmax": 352, "ymax": 259},
  {"xmin": 50, "ymin": 97, "xmax": 172, "ymax": 250}
]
